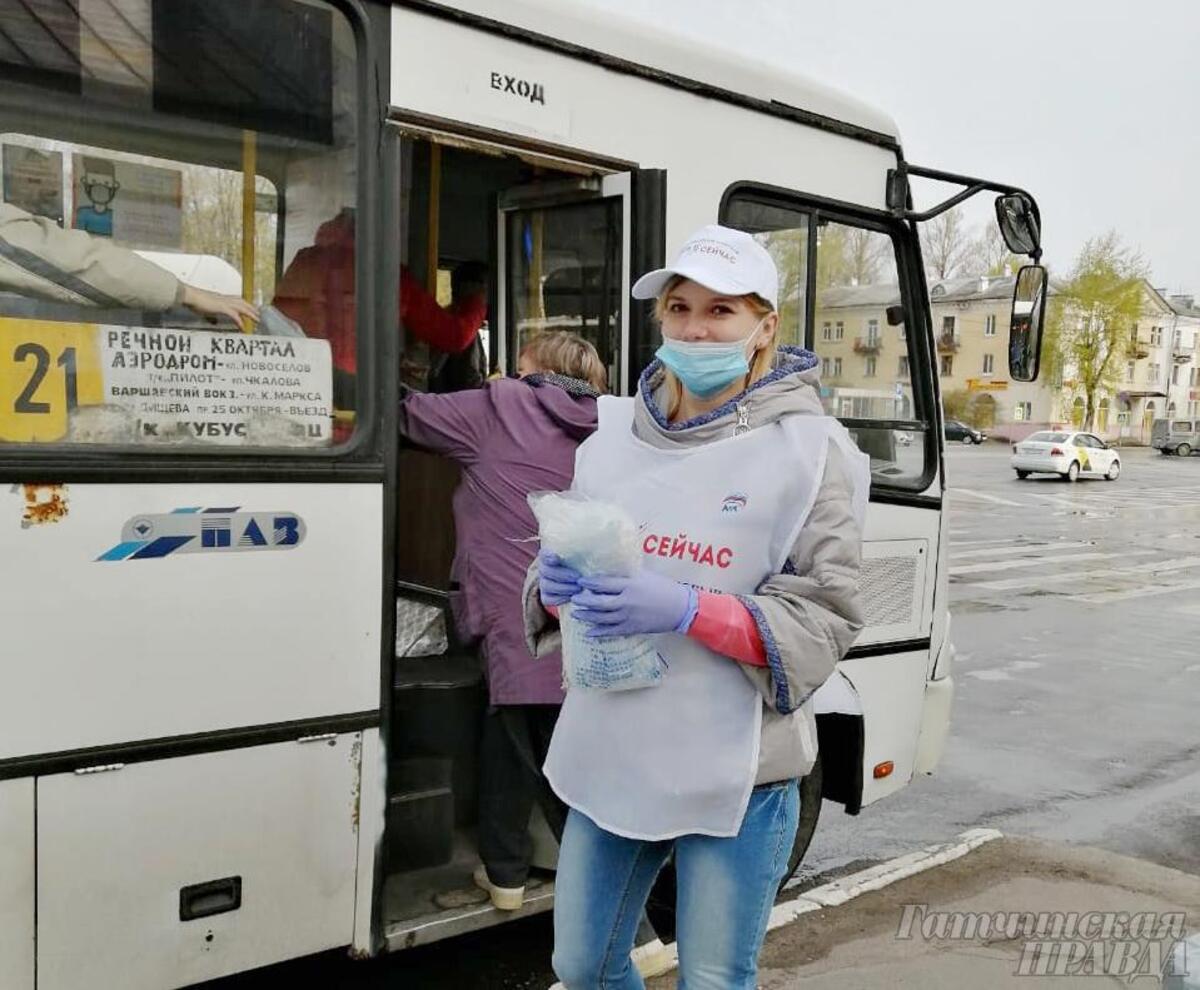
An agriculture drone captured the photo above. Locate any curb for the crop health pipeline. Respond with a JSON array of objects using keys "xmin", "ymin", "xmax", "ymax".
[{"xmin": 549, "ymin": 827, "xmax": 1003, "ymax": 987}]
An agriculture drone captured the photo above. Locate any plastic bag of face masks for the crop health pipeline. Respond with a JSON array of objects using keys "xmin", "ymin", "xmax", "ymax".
[{"xmin": 529, "ymin": 492, "xmax": 665, "ymax": 692}]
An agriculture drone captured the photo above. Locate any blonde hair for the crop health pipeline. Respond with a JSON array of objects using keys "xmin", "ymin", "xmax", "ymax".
[
  {"xmin": 520, "ymin": 331, "xmax": 608, "ymax": 392},
  {"xmin": 653, "ymin": 275, "xmax": 778, "ymax": 420}
]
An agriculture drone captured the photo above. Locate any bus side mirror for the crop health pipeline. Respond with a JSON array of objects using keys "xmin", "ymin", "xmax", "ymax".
[
  {"xmin": 1009, "ymin": 264, "xmax": 1047, "ymax": 382},
  {"xmin": 995, "ymin": 193, "xmax": 1041, "ymax": 258}
]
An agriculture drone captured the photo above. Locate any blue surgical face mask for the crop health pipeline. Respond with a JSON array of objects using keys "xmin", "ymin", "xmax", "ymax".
[{"xmin": 655, "ymin": 318, "xmax": 767, "ymax": 398}]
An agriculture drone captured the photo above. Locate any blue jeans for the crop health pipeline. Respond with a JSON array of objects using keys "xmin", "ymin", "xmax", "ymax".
[{"xmin": 552, "ymin": 781, "xmax": 800, "ymax": 990}]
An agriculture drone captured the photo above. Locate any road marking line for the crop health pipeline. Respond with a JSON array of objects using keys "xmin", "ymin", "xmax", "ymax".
[
  {"xmin": 952, "ymin": 541, "xmax": 1092, "ymax": 561},
  {"xmin": 950, "ymin": 487, "xmax": 1024, "ymax": 507},
  {"xmin": 1024, "ymin": 492, "xmax": 1083, "ymax": 507},
  {"xmin": 950, "ymin": 549, "xmax": 1154, "ymax": 576},
  {"xmin": 1087, "ymin": 492, "xmax": 1195, "ymax": 503},
  {"xmin": 1075, "ymin": 577, "xmax": 1200, "ymax": 604},
  {"xmin": 1026, "ymin": 488, "xmax": 1200, "ymax": 508},
  {"xmin": 949, "ymin": 537, "xmax": 1022, "ymax": 548},
  {"xmin": 1115, "ymin": 488, "xmax": 1200, "ymax": 497},
  {"xmin": 966, "ymin": 556, "xmax": 1200, "ymax": 591}
]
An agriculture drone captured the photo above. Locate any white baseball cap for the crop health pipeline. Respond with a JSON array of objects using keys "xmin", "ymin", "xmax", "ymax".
[{"xmin": 631, "ymin": 224, "xmax": 779, "ymax": 310}]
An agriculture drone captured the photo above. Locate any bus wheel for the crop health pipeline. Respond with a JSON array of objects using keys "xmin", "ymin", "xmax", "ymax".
[
  {"xmin": 1179, "ymin": 443, "xmax": 1193, "ymax": 458},
  {"xmin": 643, "ymin": 759, "xmax": 823, "ymax": 942}
]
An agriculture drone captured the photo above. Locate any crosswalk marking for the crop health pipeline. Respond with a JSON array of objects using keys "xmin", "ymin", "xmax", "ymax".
[
  {"xmin": 1075, "ymin": 577, "xmax": 1200, "ymax": 605},
  {"xmin": 951, "ymin": 540, "xmax": 1093, "ymax": 561},
  {"xmin": 945, "ymin": 472, "xmax": 1200, "ymax": 607},
  {"xmin": 967, "ymin": 555, "xmax": 1200, "ymax": 591},
  {"xmin": 1022, "ymin": 492, "xmax": 1082, "ymax": 508},
  {"xmin": 949, "ymin": 549, "xmax": 1154, "ymax": 577},
  {"xmin": 951, "ymin": 487, "xmax": 1024, "ymax": 507},
  {"xmin": 1063, "ymin": 490, "xmax": 1200, "ymax": 503},
  {"xmin": 945, "ymin": 485, "xmax": 1200, "ymax": 513}
]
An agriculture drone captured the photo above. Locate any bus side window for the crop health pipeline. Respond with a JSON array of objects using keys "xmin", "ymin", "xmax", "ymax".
[{"xmin": 0, "ymin": 0, "xmax": 359, "ymax": 450}]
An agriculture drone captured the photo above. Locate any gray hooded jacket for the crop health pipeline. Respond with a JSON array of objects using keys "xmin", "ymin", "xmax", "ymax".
[{"xmin": 522, "ymin": 345, "xmax": 866, "ymax": 786}]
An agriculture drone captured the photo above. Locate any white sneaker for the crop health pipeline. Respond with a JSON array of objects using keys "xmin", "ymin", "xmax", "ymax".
[{"xmin": 473, "ymin": 864, "xmax": 525, "ymax": 911}]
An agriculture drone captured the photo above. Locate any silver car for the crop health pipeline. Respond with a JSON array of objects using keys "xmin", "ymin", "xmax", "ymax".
[
  {"xmin": 1011, "ymin": 430, "xmax": 1121, "ymax": 482},
  {"xmin": 1151, "ymin": 418, "xmax": 1199, "ymax": 457}
]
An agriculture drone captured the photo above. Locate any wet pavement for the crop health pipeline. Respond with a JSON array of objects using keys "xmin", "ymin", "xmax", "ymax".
[
  {"xmin": 202, "ymin": 443, "xmax": 1200, "ymax": 990},
  {"xmin": 800, "ymin": 442, "xmax": 1200, "ymax": 887}
]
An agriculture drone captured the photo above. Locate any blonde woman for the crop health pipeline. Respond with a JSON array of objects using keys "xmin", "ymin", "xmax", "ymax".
[
  {"xmin": 527, "ymin": 225, "xmax": 870, "ymax": 989},
  {"xmin": 400, "ymin": 331, "xmax": 606, "ymax": 911}
]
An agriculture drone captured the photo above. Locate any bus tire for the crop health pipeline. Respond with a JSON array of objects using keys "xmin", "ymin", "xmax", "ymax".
[
  {"xmin": 1178, "ymin": 443, "xmax": 1192, "ymax": 458},
  {"xmin": 643, "ymin": 758, "xmax": 823, "ymax": 941}
]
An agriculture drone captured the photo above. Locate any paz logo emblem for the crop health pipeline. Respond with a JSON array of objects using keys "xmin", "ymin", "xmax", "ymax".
[
  {"xmin": 97, "ymin": 506, "xmax": 305, "ymax": 560},
  {"xmin": 721, "ymin": 492, "xmax": 748, "ymax": 514}
]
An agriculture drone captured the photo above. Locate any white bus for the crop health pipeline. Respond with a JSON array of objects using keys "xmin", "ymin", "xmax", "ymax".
[{"xmin": 0, "ymin": 2, "xmax": 1047, "ymax": 987}]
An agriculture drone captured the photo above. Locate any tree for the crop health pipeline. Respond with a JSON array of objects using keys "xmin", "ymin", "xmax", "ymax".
[
  {"xmin": 181, "ymin": 165, "xmax": 278, "ymax": 305},
  {"xmin": 759, "ymin": 228, "xmax": 807, "ymax": 347},
  {"xmin": 941, "ymin": 388, "xmax": 996, "ymax": 428},
  {"xmin": 842, "ymin": 227, "xmax": 889, "ymax": 286},
  {"xmin": 815, "ymin": 222, "xmax": 849, "ymax": 289},
  {"xmin": 757, "ymin": 222, "xmax": 893, "ymax": 348},
  {"xmin": 1043, "ymin": 232, "xmax": 1149, "ymax": 431},
  {"xmin": 815, "ymin": 222, "xmax": 890, "ymax": 288},
  {"xmin": 963, "ymin": 224, "xmax": 1026, "ymax": 278},
  {"xmin": 920, "ymin": 206, "xmax": 973, "ymax": 281},
  {"xmin": 942, "ymin": 388, "xmax": 973, "ymax": 423}
]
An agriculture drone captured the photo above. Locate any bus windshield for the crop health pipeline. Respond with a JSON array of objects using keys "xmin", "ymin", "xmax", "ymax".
[{"xmin": 724, "ymin": 192, "xmax": 930, "ymax": 490}]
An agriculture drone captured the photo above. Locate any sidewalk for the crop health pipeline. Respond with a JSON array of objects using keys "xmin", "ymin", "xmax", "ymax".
[{"xmin": 647, "ymin": 836, "xmax": 1200, "ymax": 988}]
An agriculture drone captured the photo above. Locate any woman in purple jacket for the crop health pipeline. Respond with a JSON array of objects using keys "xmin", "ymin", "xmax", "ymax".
[{"xmin": 399, "ymin": 331, "xmax": 606, "ymax": 910}]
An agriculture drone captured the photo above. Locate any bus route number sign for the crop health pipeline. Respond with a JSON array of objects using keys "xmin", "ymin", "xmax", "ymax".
[{"xmin": 0, "ymin": 319, "xmax": 104, "ymax": 443}]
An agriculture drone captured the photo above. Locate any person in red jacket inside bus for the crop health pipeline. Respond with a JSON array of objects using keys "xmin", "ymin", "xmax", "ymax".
[{"xmin": 273, "ymin": 208, "xmax": 487, "ymax": 378}]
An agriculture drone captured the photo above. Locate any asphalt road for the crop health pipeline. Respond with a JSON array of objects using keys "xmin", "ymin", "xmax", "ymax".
[
  {"xmin": 199, "ymin": 442, "xmax": 1200, "ymax": 990},
  {"xmin": 800, "ymin": 442, "xmax": 1200, "ymax": 886}
]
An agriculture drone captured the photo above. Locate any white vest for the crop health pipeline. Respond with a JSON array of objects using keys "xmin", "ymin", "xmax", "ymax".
[{"xmin": 543, "ymin": 396, "xmax": 844, "ymax": 839}]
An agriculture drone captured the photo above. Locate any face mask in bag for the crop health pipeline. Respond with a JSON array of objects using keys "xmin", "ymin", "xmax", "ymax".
[
  {"xmin": 529, "ymin": 491, "xmax": 665, "ymax": 692},
  {"xmin": 655, "ymin": 317, "xmax": 767, "ymax": 398}
]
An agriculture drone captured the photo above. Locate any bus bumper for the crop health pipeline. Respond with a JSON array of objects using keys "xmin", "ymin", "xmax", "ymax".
[{"xmin": 913, "ymin": 673, "xmax": 954, "ymax": 775}]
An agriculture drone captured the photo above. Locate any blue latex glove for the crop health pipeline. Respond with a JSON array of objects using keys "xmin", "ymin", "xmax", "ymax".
[
  {"xmin": 538, "ymin": 549, "xmax": 583, "ymax": 607},
  {"xmin": 570, "ymin": 571, "xmax": 699, "ymax": 638}
]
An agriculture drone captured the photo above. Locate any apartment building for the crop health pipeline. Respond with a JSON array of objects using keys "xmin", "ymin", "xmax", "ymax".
[
  {"xmin": 1076, "ymin": 285, "xmax": 1198, "ymax": 442},
  {"xmin": 812, "ymin": 273, "xmax": 1051, "ymax": 437},
  {"xmin": 807, "ymin": 273, "xmax": 1199, "ymax": 443},
  {"xmin": 1163, "ymin": 293, "xmax": 1200, "ymax": 424}
]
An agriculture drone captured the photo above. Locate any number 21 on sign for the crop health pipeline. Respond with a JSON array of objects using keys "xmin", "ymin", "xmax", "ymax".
[{"xmin": 0, "ymin": 320, "xmax": 103, "ymax": 442}]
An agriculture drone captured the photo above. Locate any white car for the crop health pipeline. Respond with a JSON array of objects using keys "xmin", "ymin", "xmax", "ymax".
[{"xmin": 1011, "ymin": 430, "xmax": 1121, "ymax": 482}]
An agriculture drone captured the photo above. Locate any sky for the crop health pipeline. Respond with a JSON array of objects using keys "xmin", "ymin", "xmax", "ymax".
[{"xmin": 580, "ymin": 0, "xmax": 1200, "ymax": 294}]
